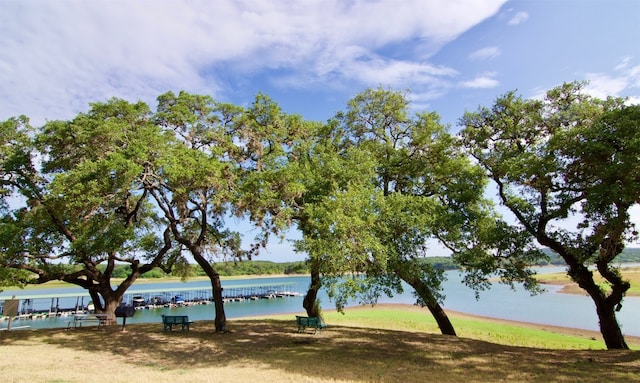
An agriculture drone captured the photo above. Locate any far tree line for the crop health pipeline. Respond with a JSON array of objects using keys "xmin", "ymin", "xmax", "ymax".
[
  {"xmin": 1, "ymin": 82, "xmax": 638, "ymax": 349},
  {"xmin": 49, "ymin": 247, "xmax": 640, "ymax": 280}
]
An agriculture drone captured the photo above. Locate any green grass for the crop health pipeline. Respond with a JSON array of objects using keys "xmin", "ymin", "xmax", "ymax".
[
  {"xmin": 273, "ymin": 305, "xmax": 640, "ymax": 350},
  {"xmin": 449, "ymin": 317, "xmax": 604, "ymax": 349}
]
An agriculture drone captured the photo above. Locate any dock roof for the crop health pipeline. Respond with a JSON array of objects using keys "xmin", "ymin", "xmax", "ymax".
[{"xmin": 0, "ymin": 281, "xmax": 298, "ymax": 301}]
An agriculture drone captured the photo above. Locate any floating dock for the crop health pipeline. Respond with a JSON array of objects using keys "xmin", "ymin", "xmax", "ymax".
[{"xmin": 0, "ymin": 280, "xmax": 304, "ymax": 321}]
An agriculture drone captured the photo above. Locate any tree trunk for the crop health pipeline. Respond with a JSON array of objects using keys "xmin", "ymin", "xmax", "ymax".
[
  {"xmin": 101, "ymin": 297, "xmax": 121, "ymax": 325},
  {"xmin": 543, "ymin": 239, "xmax": 631, "ymax": 350},
  {"xmin": 192, "ymin": 251, "xmax": 226, "ymax": 332},
  {"xmin": 211, "ymin": 272, "xmax": 227, "ymax": 332},
  {"xmin": 596, "ymin": 301, "xmax": 628, "ymax": 349},
  {"xmin": 88, "ymin": 288, "xmax": 123, "ymax": 325},
  {"xmin": 394, "ymin": 268, "xmax": 456, "ymax": 336},
  {"xmin": 569, "ymin": 263, "xmax": 629, "ymax": 349},
  {"xmin": 62, "ymin": 266, "xmax": 141, "ymax": 326},
  {"xmin": 303, "ymin": 261, "xmax": 322, "ymax": 317}
]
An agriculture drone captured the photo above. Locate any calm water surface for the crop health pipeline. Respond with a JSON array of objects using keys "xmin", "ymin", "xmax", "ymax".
[{"xmin": 2, "ymin": 269, "xmax": 639, "ymax": 336}]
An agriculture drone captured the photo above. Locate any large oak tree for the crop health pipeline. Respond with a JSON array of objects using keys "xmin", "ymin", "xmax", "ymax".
[
  {"xmin": 460, "ymin": 82, "xmax": 639, "ymax": 349},
  {"xmin": 149, "ymin": 91, "xmax": 247, "ymax": 332},
  {"xmin": 150, "ymin": 91, "xmax": 305, "ymax": 331},
  {"xmin": 295, "ymin": 88, "xmax": 543, "ymax": 335},
  {"xmin": 0, "ymin": 100, "xmax": 176, "ymax": 322}
]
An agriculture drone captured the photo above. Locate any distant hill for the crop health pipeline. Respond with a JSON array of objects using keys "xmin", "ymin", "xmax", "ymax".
[
  {"xmin": 120, "ymin": 247, "xmax": 640, "ymax": 279},
  {"xmin": 212, "ymin": 260, "xmax": 309, "ymax": 276},
  {"xmin": 539, "ymin": 247, "xmax": 640, "ymax": 265}
]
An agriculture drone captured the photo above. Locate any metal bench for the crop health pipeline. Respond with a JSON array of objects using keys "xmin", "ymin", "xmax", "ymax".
[
  {"xmin": 296, "ymin": 315, "xmax": 326, "ymax": 334},
  {"xmin": 161, "ymin": 314, "xmax": 193, "ymax": 332}
]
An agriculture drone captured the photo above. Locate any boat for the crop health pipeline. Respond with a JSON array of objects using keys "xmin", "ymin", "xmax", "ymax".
[
  {"xmin": 172, "ymin": 295, "xmax": 186, "ymax": 306},
  {"xmin": 132, "ymin": 296, "xmax": 146, "ymax": 308}
]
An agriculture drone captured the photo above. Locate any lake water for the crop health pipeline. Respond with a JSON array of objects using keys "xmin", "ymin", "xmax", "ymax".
[{"xmin": 2, "ymin": 269, "xmax": 639, "ymax": 336}]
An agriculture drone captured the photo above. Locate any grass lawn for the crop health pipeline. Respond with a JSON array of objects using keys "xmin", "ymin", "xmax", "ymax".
[{"xmin": 1, "ymin": 304, "xmax": 638, "ymax": 383}]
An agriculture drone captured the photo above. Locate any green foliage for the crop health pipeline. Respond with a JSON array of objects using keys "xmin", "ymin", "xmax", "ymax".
[
  {"xmin": 293, "ymin": 87, "xmax": 543, "ymax": 319},
  {"xmin": 213, "ymin": 260, "xmax": 309, "ymax": 276},
  {"xmin": 0, "ymin": 266, "xmax": 32, "ymax": 291},
  {"xmin": 3, "ymin": 84, "xmax": 636, "ymax": 343},
  {"xmin": 460, "ymin": 81, "xmax": 639, "ymax": 348},
  {"xmin": 615, "ymin": 248, "xmax": 640, "ymax": 262},
  {"xmin": 418, "ymin": 257, "xmax": 458, "ymax": 270},
  {"xmin": 93, "ymin": 264, "xmax": 168, "ymax": 279},
  {"xmin": 22, "ymin": 259, "xmax": 310, "ymax": 280},
  {"xmin": 0, "ymin": 98, "xmax": 178, "ymax": 316},
  {"xmin": 460, "ymin": 82, "xmax": 637, "ymax": 265}
]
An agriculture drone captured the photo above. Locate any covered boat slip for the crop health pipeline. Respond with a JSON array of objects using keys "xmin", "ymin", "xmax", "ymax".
[
  {"xmin": 124, "ymin": 281, "xmax": 302, "ymax": 307},
  {"xmin": 0, "ymin": 280, "xmax": 302, "ymax": 319},
  {"xmin": 0, "ymin": 291, "xmax": 95, "ymax": 320}
]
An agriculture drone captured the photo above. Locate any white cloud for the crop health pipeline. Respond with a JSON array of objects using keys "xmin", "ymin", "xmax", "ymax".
[
  {"xmin": 0, "ymin": 0, "xmax": 508, "ymax": 125},
  {"xmin": 459, "ymin": 73, "xmax": 499, "ymax": 89},
  {"xmin": 583, "ymin": 59, "xmax": 640, "ymax": 102},
  {"xmin": 584, "ymin": 74, "xmax": 629, "ymax": 98},
  {"xmin": 508, "ymin": 11, "xmax": 529, "ymax": 26},
  {"xmin": 346, "ymin": 57, "xmax": 458, "ymax": 86},
  {"xmin": 525, "ymin": 59, "xmax": 640, "ymax": 103},
  {"xmin": 469, "ymin": 46, "xmax": 501, "ymax": 60},
  {"xmin": 627, "ymin": 96, "xmax": 640, "ymax": 105},
  {"xmin": 408, "ymin": 88, "xmax": 454, "ymax": 112},
  {"xmin": 273, "ymin": 51, "xmax": 458, "ymax": 97},
  {"xmin": 614, "ymin": 57, "xmax": 632, "ymax": 71}
]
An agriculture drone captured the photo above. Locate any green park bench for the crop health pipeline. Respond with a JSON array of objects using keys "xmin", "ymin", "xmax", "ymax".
[
  {"xmin": 161, "ymin": 314, "xmax": 193, "ymax": 332},
  {"xmin": 296, "ymin": 315, "xmax": 326, "ymax": 334}
]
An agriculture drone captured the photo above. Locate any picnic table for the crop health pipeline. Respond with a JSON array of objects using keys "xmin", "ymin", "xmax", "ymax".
[{"xmin": 67, "ymin": 313, "xmax": 109, "ymax": 329}]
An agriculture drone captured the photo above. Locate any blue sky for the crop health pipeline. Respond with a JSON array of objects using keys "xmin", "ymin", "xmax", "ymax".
[{"xmin": 2, "ymin": 0, "xmax": 639, "ymax": 262}]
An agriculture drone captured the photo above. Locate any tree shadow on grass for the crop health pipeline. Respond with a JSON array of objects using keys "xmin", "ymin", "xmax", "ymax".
[{"xmin": 2, "ymin": 318, "xmax": 640, "ymax": 382}]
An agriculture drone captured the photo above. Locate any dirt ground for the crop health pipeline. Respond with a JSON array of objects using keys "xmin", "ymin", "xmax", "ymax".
[{"xmin": 1, "ymin": 305, "xmax": 639, "ymax": 383}]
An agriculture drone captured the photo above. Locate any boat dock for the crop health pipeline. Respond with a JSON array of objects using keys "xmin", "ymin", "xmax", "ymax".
[
  {"xmin": 0, "ymin": 280, "xmax": 304, "ymax": 322},
  {"xmin": 125, "ymin": 281, "xmax": 303, "ymax": 309}
]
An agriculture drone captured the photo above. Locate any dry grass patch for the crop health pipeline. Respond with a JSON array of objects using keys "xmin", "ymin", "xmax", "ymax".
[
  {"xmin": 537, "ymin": 267, "xmax": 640, "ymax": 296},
  {"xmin": 2, "ymin": 315, "xmax": 639, "ymax": 383}
]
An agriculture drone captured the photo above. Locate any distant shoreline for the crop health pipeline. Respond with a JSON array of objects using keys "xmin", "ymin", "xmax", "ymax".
[{"xmin": 5, "ymin": 267, "xmax": 640, "ymax": 297}]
